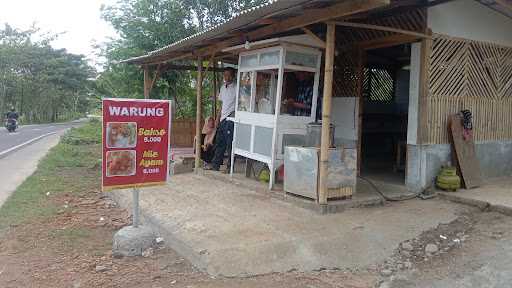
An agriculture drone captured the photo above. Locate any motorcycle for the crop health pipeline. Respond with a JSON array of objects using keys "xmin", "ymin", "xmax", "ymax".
[{"xmin": 5, "ymin": 118, "xmax": 17, "ymax": 132}]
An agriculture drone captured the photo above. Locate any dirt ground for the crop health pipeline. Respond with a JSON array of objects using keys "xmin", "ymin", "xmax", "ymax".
[
  {"xmin": 381, "ymin": 210, "xmax": 512, "ymax": 288},
  {"xmin": 3, "ymin": 182, "xmax": 512, "ymax": 288},
  {"xmin": 0, "ymin": 186, "xmax": 379, "ymax": 288},
  {"xmin": 2, "ymin": 180, "xmax": 512, "ymax": 287},
  {"xmin": 3, "ymin": 123, "xmax": 511, "ymax": 287}
]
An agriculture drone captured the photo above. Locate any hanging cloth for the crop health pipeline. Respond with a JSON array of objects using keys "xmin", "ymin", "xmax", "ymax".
[{"xmin": 459, "ymin": 109, "xmax": 473, "ymax": 140}]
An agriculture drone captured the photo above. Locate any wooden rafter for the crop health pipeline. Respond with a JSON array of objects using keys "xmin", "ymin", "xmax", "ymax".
[
  {"xmin": 358, "ymin": 34, "xmax": 419, "ymax": 50},
  {"xmin": 333, "ymin": 21, "xmax": 430, "ymax": 39},
  {"xmin": 301, "ymin": 27, "xmax": 326, "ymax": 48},
  {"xmin": 494, "ymin": 0, "xmax": 512, "ymax": 12},
  {"xmin": 139, "ymin": 52, "xmax": 194, "ymax": 67},
  {"xmin": 158, "ymin": 64, "xmax": 227, "ymax": 73},
  {"xmin": 336, "ymin": 8, "xmax": 426, "ymax": 45},
  {"xmin": 255, "ymin": 18, "xmax": 276, "ymax": 25},
  {"xmin": 145, "ymin": 50, "xmax": 238, "ymax": 67},
  {"xmin": 142, "ymin": 0, "xmax": 389, "ymax": 64},
  {"xmin": 200, "ymin": 0, "xmax": 389, "ymax": 55}
]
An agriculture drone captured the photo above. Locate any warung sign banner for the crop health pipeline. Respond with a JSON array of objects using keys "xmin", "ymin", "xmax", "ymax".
[{"xmin": 102, "ymin": 98, "xmax": 171, "ymax": 192}]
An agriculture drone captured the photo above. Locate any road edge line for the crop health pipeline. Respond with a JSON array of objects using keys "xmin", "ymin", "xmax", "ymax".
[{"xmin": 0, "ymin": 131, "xmax": 58, "ymax": 159}]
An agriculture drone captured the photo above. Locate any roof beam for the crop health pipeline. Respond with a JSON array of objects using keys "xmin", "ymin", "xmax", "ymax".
[
  {"xmin": 136, "ymin": 52, "xmax": 237, "ymax": 67},
  {"xmin": 333, "ymin": 21, "xmax": 431, "ymax": 39},
  {"xmin": 358, "ymin": 34, "xmax": 420, "ymax": 50},
  {"xmin": 301, "ymin": 27, "xmax": 326, "ymax": 48},
  {"xmin": 194, "ymin": 0, "xmax": 390, "ymax": 56},
  {"xmin": 127, "ymin": 0, "xmax": 390, "ymax": 64},
  {"xmin": 126, "ymin": 52, "xmax": 194, "ymax": 66},
  {"xmin": 158, "ymin": 64, "xmax": 227, "ymax": 73},
  {"xmin": 495, "ymin": 0, "xmax": 512, "ymax": 12}
]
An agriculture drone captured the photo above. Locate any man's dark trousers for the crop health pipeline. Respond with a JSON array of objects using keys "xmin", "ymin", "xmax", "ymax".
[{"xmin": 212, "ymin": 119, "xmax": 234, "ymax": 170}]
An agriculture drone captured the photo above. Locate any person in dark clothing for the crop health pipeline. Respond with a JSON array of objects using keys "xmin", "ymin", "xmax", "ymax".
[
  {"xmin": 4, "ymin": 107, "xmax": 19, "ymax": 132},
  {"xmin": 205, "ymin": 68, "xmax": 236, "ymax": 171},
  {"xmin": 5, "ymin": 107, "xmax": 18, "ymax": 120},
  {"xmin": 283, "ymin": 72, "xmax": 314, "ymax": 116}
]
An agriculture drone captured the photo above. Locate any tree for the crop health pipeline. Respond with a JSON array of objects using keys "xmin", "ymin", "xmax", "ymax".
[
  {"xmin": 182, "ymin": 0, "xmax": 269, "ymax": 30},
  {"xmin": 0, "ymin": 24, "xmax": 95, "ymax": 123},
  {"xmin": 97, "ymin": 0, "xmax": 270, "ymax": 118}
]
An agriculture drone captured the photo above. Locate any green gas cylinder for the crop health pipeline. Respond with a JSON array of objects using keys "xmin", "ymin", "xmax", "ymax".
[
  {"xmin": 259, "ymin": 169, "xmax": 270, "ymax": 183},
  {"xmin": 436, "ymin": 166, "xmax": 461, "ymax": 191}
]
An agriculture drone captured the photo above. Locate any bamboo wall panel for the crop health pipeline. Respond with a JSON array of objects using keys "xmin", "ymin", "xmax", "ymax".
[
  {"xmin": 427, "ymin": 97, "xmax": 512, "ymax": 144},
  {"xmin": 333, "ymin": 8, "xmax": 426, "ymax": 98},
  {"xmin": 363, "ymin": 68, "xmax": 395, "ymax": 102},
  {"xmin": 333, "ymin": 46, "xmax": 360, "ymax": 98},
  {"xmin": 427, "ymin": 35, "xmax": 512, "ymax": 143}
]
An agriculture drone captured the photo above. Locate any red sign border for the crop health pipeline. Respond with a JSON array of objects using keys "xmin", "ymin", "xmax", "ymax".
[{"xmin": 101, "ymin": 97, "xmax": 172, "ymax": 192}]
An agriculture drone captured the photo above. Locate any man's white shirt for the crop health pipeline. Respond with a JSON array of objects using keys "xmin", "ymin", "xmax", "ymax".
[{"xmin": 219, "ymin": 82, "xmax": 236, "ymax": 121}]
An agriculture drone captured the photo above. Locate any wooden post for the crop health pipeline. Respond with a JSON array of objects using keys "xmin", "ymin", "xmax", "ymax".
[
  {"xmin": 212, "ymin": 61, "xmax": 218, "ymax": 120},
  {"xmin": 143, "ymin": 66, "xmax": 151, "ymax": 99},
  {"xmin": 318, "ymin": 22, "xmax": 335, "ymax": 205},
  {"xmin": 195, "ymin": 57, "xmax": 203, "ymax": 172}
]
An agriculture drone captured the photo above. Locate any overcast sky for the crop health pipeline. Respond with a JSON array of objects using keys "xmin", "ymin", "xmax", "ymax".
[{"xmin": 0, "ymin": 0, "xmax": 118, "ymax": 65}]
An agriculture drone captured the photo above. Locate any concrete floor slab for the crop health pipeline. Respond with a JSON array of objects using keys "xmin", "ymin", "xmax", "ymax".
[
  {"xmin": 438, "ymin": 177, "xmax": 512, "ymax": 215},
  {"xmin": 200, "ymin": 169, "xmax": 417, "ymax": 213},
  {"xmin": 111, "ymin": 173, "xmax": 469, "ymax": 277}
]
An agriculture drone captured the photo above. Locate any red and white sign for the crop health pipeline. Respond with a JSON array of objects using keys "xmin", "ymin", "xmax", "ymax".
[{"xmin": 102, "ymin": 98, "xmax": 171, "ymax": 191}]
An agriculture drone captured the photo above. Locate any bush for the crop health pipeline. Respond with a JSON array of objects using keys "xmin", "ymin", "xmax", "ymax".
[{"xmin": 61, "ymin": 120, "xmax": 102, "ymax": 145}]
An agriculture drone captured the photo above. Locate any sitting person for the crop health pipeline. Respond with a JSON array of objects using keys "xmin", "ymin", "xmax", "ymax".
[
  {"xmin": 283, "ymin": 71, "xmax": 313, "ymax": 116},
  {"xmin": 200, "ymin": 116, "xmax": 216, "ymax": 165}
]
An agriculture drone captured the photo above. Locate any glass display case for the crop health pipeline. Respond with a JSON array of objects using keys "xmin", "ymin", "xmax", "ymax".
[{"xmin": 230, "ymin": 44, "xmax": 322, "ymax": 189}]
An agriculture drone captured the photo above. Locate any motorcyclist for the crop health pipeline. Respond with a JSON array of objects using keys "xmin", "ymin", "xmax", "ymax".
[
  {"xmin": 6, "ymin": 107, "xmax": 19, "ymax": 121},
  {"xmin": 5, "ymin": 107, "xmax": 19, "ymax": 132}
]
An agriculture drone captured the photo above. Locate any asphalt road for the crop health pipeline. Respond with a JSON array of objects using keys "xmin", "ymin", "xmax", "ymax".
[
  {"xmin": 0, "ymin": 120, "xmax": 84, "ymax": 156},
  {"xmin": 0, "ymin": 119, "xmax": 86, "ymax": 207}
]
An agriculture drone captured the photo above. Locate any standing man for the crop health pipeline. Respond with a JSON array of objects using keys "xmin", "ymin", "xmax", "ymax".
[{"xmin": 206, "ymin": 67, "xmax": 236, "ymax": 171}]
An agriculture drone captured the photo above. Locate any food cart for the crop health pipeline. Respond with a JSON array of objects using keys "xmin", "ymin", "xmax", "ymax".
[{"xmin": 229, "ymin": 39, "xmax": 322, "ymax": 189}]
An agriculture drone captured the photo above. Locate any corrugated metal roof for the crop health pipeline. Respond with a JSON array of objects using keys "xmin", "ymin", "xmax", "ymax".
[
  {"xmin": 478, "ymin": 0, "xmax": 512, "ymax": 18},
  {"xmin": 123, "ymin": 0, "xmax": 316, "ymax": 64},
  {"xmin": 125, "ymin": 0, "xmax": 512, "ymax": 65}
]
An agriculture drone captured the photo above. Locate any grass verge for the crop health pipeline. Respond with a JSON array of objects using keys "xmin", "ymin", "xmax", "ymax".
[{"xmin": 0, "ymin": 119, "xmax": 102, "ymax": 229}]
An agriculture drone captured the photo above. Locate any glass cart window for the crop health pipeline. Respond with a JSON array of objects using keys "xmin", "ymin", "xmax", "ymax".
[
  {"xmin": 235, "ymin": 123, "xmax": 252, "ymax": 151},
  {"xmin": 285, "ymin": 51, "xmax": 317, "ymax": 68},
  {"xmin": 280, "ymin": 70, "xmax": 315, "ymax": 117},
  {"xmin": 238, "ymin": 72, "xmax": 252, "ymax": 112},
  {"xmin": 253, "ymin": 126, "xmax": 273, "ymax": 157},
  {"xmin": 254, "ymin": 70, "xmax": 277, "ymax": 114},
  {"xmin": 240, "ymin": 54, "xmax": 258, "ymax": 68},
  {"xmin": 260, "ymin": 51, "xmax": 280, "ymax": 66}
]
